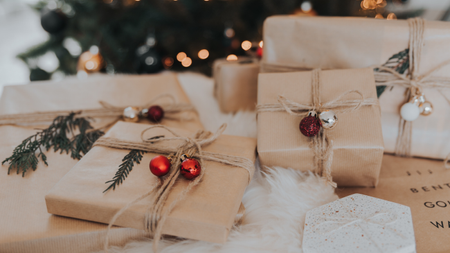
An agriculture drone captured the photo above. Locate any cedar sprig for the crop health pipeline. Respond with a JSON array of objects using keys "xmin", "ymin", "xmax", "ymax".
[
  {"xmin": 376, "ymin": 48, "xmax": 410, "ymax": 97},
  {"xmin": 103, "ymin": 149, "xmax": 146, "ymax": 193},
  {"xmin": 2, "ymin": 112, "xmax": 104, "ymax": 176}
]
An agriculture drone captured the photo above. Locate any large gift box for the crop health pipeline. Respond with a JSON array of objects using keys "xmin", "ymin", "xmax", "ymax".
[
  {"xmin": 0, "ymin": 74, "xmax": 203, "ymax": 253},
  {"xmin": 213, "ymin": 57, "xmax": 259, "ymax": 112},
  {"xmin": 45, "ymin": 122, "xmax": 257, "ymax": 244},
  {"xmin": 337, "ymin": 155, "xmax": 450, "ymax": 253},
  {"xmin": 257, "ymin": 68, "xmax": 384, "ymax": 187},
  {"xmin": 262, "ymin": 16, "xmax": 450, "ymax": 160}
]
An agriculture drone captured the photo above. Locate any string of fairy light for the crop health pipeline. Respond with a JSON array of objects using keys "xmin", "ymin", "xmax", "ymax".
[{"xmin": 170, "ymin": 39, "xmax": 263, "ymax": 68}]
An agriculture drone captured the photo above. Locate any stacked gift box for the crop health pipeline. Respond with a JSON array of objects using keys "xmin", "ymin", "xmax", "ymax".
[{"xmin": 2, "ymin": 15, "xmax": 450, "ymax": 253}]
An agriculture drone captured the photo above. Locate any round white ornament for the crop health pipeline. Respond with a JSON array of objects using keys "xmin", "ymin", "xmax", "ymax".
[{"xmin": 400, "ymin": 103, "xmax": 420, "ymax": 121}]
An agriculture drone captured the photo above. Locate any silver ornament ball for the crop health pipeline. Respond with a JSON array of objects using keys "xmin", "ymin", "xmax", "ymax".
[
  {"xmin": 419, "ymin": 101, "xmax": 433, "ymax": 116},
  {"xmin": 318, "ymin": 110, "xmax": 338, "ymax": 129},
  {"xmin": 123, "ymin": 106, "xmax": 141, "ymax": 122}
]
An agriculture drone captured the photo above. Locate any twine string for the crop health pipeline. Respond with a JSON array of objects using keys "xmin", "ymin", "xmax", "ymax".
[{"xmin": 0, "ymin": 93, "xmax": 195, "ymax": 126}]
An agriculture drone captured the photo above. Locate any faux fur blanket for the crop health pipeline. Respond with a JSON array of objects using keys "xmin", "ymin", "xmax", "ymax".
[{"xmin": 104, "ymin": 72, "xmax": 338, "ymax": 253}]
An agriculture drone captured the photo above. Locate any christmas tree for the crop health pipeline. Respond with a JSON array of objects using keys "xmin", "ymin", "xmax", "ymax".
[
  {"xmin": 19, "ymin": 0, "xmax": 415, "ymax": 81},
  {"xmin": 19, "ymin": 0, "xmax": 313, "ymax": 81}
]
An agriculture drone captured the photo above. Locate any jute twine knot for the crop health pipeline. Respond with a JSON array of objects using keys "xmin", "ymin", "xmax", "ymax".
[
  {"xmin": 257, "ymin": 69, "xmax": 378, "ymax": 187},
  {"xmin": 0, "ymin": 93, "xmax": 196, "ymax": 127},
  {"xmin": 97, "ymin": 124, "xmax": 254, "ymax": 252},
  {"xmin": 374, "ymin": 18, "xmax": 450, "ymax": 161}
]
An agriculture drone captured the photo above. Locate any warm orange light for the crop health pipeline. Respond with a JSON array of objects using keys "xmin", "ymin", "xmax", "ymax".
[
  {"xmin": 181, "ymin": 57, "xmax": 192, "ymax": 67},
  {"xmin": 387, "ymin": 13, "xmax": 397, "ymax": 20},
  {"xmin": 226, "ymin": 54, "xmax": 238, "ymax": 61},
  {"xmin": 85, "ymin": 61, "xmax": 97, "ymax": 70},
  {"xmin": 198, "ymin": 49, "xmax": 209, "ymax": 59},
  {"xmin": 241, "ymin": 40, "xmax": 252, "ymax": 51},
  {"xmin": 163, "ymin": 57, "xmax": 174, "ymax": 67},
  {"xmin": 259, "ymin": 40, "xmax": 263, "ymax": 48},
  {"xmin": 375, "ymin": 14, "xmax": 383, "ymax": 19},
  {"xmin": 361, "ymin": 0, "xmax": 376, "ymax": 10},
  {"xmin": 176, "ymin": 52, "xmax": 187, "ymax": 62}
]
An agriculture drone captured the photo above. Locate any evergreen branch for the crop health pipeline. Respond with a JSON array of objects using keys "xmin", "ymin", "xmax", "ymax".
[
  {"xmin": 103, "ymin": 149, "xmax": 146, "ymax": 193},
  {"xmin": 2, "ymin": 112, "xmax": 103, "ymax": 176},
  {"xmin": 376, "ymin": 48, "xmax": 410, "ymax": 97}
]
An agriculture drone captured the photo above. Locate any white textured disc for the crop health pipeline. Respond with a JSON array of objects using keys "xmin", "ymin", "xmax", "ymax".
[{"xmin": 400, "ymin": 103, "xmax": 420, "ymax": 121}]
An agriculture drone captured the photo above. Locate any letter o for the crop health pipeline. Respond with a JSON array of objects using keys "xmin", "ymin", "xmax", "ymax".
[{"xmin": 436, "ymin": 201, "xmax": 447, "ymax": 208}]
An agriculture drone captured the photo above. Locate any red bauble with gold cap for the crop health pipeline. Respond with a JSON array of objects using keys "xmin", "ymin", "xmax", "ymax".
[
  {"xmin": 147, "ymin": 105, "xmax": 164, "ymax": 122},
  {"xmin": 149, "ymin": 155, "xmax": 171, "ymax": 177},
  {"xmin": 299, "ymin": 111, "xmax": 321, "ymax": 137},
  {"xmin": 180, "ymin": 158, "xmax": 201, "ymax": 179}
]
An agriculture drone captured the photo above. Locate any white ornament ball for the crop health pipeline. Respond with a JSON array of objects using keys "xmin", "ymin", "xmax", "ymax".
[
  {"xmin": 400, "ymin": 103, "xmax": 420, "ymax": 121},
  {"xmin": 318, "ymin": 110, "xmax": 338, "ymax": 129}
]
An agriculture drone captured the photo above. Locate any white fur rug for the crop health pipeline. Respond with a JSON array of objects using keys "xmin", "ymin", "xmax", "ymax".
[{"xmin": 105, "ymin": 72, "xmax": 338, "ymax": 253}]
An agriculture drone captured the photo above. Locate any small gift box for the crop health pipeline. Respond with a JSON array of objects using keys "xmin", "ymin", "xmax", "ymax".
[
  {"xmin": 213, "ymin": 57, "xmax": 259, "ymax": 112},
  {"xmin": 302, "ymin": 194, "xmax": 416, "ymax": 253},
  {"xmin": 262, "ymin": 16, "xmax": 450, "ymax": 160},
  {"xmin": 257, "ymin": 68, "xmax": 384, "ymax": 187},
  {"xmin": 45, "ymin": 121, "xmax": 256, "ymax": 245},
  {"xmin": 0, "ymin": 74, "xmax": 203, "ymax": 253}
]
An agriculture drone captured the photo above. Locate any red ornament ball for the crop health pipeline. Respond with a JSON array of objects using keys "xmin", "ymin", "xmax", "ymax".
[
  {"xmin": 180, "ymin": 158, "xmax": 201, "ymax": 180},
  {"xmin": 149, "ymin": 155, "xmax": 171, "ymax": 177},
  {"xmin": 147, "ymin": 105, "xmax": 164, "ymax": 122},
  {"xmin": 299, "ymin": 115, "xmax": 321, "ymax": 137}
]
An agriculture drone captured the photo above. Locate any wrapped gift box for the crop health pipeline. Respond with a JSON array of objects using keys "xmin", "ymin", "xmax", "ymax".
[
  {"xmin": 257, "ymin": 68, "xmax": 384, "ymax": 187},
  {"xmin": 337, "ymin": 154, "xmax": 450, "ymax": 253},
  {"xmin": 0, "ymin": 74, "xmax": 203, "ymax": 253},
  {"xmin": 262, "ymin": 16, "xmax": 450, "ymax": 160},
  {"xmin": 45, "ymin": 122, "xmax": 257, "ymax": 244},
  {"xmin": 302, "ymin": 194, "xmax": 416, "ymax": 253},
  {"xmin": 213, "ymin": 57, "xmax": 259, "ymax": 112}
]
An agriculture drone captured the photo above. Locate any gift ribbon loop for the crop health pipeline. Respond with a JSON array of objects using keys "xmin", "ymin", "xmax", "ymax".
[
  {"xmin": 257, "ymin": 69, "xmax": 377, "ymax": 187},
  {"xmin": 97, "ymin": 124, "xmax": 254, "ymax": 252}
]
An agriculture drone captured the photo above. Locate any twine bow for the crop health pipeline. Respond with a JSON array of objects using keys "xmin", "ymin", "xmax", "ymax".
[
  {"xmin": 0, "ymin": 93, "xmax": 195, "ymax": 126},
  {"xmin": 257, "ymin": 69, "xmax": 378, "ymax": 187},
  {"xmin": 374, "ymin": 18, "xmax": 450, "ymax": 161},
  {"xmin": 315, "ymin": 207, "xmax": 404, "ymax": 252},
  {"xmin": 95, "ymin": 124, "xmax": 254, "ymax": 252}
]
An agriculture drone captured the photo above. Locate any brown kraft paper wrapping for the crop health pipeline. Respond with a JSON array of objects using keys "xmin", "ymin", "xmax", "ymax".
[
  {"xmin": 45, "ymin": 121, "xmax": 257, "ymax": 244},
  {"xmin": 257, "ymin": 68, "xmax": 384, "ymax": 187},
  {"xmin": 0, "ymin": 74, "xmax": 203, "ymax": 253},
  {"xmin": 262, "ymin": 16, "xmax": 450, "ymax": 160},
  {"xmin": 337, "ymin": 155, "xmax": 450, "ymax": 253},
  {"xmin": 213, "ymin": 57, "xmax": 259, "ymax": 112}
]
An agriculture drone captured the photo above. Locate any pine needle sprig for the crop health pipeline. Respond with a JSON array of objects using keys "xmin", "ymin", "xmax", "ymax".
[
  {"xmin": 70, "ymin": 118, "xmax": 105, "ymax": 160},
  {"xmin": 376, "ymin": 48, "xmax": 410, "ymax": 97},
  {"xmin": 104, "ymin": 149, "xmax": 146, "ymax": 193},
  {"xmin": 2, "ymin": 112, "xmax": 104, "ymax": 176}
]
